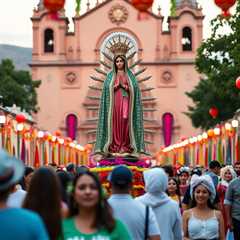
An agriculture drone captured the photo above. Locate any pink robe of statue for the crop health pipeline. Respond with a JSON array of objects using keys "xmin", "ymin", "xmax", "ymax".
[{"xmin": 109, "ymin": 72, "xmax": 132, "ymax": 153}]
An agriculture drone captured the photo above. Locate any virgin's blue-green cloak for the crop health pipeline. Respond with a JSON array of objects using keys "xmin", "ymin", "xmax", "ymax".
[{"xmin": 94, "ymin": 66, "xmax": 146, "ymax": 156}]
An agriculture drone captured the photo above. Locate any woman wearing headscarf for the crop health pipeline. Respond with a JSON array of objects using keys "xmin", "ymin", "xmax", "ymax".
[
  {"xmin": 178, "ymin": 167, "xmax": 190, "ymax": 197},
  {"xmin": 182, "ymin": 175, "xmax": 225, "ymax": 240},
  {"xmin": 217, "ymin": 165, "xmax": 236, "ymax": 234},
  {"xmin": 136, "ymin": 168, "xmax": 182, "ymax": 240}
]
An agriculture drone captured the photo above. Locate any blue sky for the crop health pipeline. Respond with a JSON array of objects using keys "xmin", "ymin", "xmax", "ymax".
[{"xmin": 0, "ymin": 0, "xmax": 235, "ymax": 47}]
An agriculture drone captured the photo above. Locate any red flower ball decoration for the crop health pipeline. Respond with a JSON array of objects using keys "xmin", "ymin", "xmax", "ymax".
[
  {"xmin": 43, "ymin": 0, "xmax": 65, "ymax": 19},
  {"xmin": 214, "ymin": 0, "xmax": 236, "ymax": 17},
  {"xmin": 43, "ymin": 0, "xmax": 65, "ymax": 12},
  {"xmin": 16, "ymin": 114, "xmax": 26, "ymax": 123},
  {"xmin": 236, "ymin": 76, "xmax": 240, "ymax": 89},
  {"xmin": 209, "ymin": 107, "xmax": 219, "ymax": 119},
  {"xmin": 132, "ymin": 0, "xmax": 153, "ymax": 11},
  {"xmin": 132, "ymin": 0, "xmax": 154, "ymax": 19},
  {"xmin": 55, "ymin": 130, "xmax": 61, "ymax": 137}
]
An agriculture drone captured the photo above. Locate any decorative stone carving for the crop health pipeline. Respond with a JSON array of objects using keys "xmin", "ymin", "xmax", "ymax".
[
  {"xmin": 65, "ymin": 72, "xmax": 77, "ymax": 84},
  {"xmin": 162, "ymin": 71, "xmax": 172, "ymax": 83},
  {"xmin": 108, "ymin": 4, "xmax": 128, "ymax": 25}
]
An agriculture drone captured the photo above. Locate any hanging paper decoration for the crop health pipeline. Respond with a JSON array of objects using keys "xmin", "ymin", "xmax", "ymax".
[
  {"xmin": 43, "ymin": 0, "xmax": 65, "ymax": 19},
  {"xmin": 132, "ymin": 0, "xmax": 154, "ymax": 19},
  {"xmin": 235, "ymin": 76, "xmax": 240, "ymax": 89},
  {"xmin": 20, "ymin": 138, "xmax": 26, "ymax": 163},
  {"xmin": 44, "ymin": 144, "xmax": 48, "ymax": 165},
  {"xmin": 170, "ymin": 0, "xmax": 177, "ymax": 16},
  {"xmin": 76, "ymin": 0, "xmax": 81, "ymax": 16},
  {"xmin": 214, "ymin": 0, "xmax": 236, "ymax": 17},
  {"xmin": 0, "ymin": 112, "xmax": 88, "ymax": 167},
  {"xmin": 209, "ymin": 107, "xmax": 219, "ymax": 119},
  {"xmin": 34, "ymin": 145, "xmax": 40, "ymax": 168}
]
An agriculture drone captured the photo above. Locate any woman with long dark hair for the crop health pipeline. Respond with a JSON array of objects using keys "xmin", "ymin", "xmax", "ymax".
[
  {"xmin": 62, "ymin": 171, "xmax": 130, "ymax": 239},
  {"xmin": 23, "ymin": 167, "xmax": 62, "ymax": 240},
  {"xmin": 57, "ymin": 170, "xmax": 72, "ymax": 218},
  {"xmin": 22, "ymin": 166, "xmax": 34, "ymax": 191},
  {"xmin": 166, "ymin": 177, "xmax": 182, "ymax": 210},
  {"xmin": 182, "ymin": 175, "xmax": 225, "ymax": 240}
]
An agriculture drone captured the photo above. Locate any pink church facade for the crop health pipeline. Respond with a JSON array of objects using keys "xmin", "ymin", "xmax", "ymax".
[{"xmin": 31, "ymin": 0, "xmax": 203, "ymax": 154}]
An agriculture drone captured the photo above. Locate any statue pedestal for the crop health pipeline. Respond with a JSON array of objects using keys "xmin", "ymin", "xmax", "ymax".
[
  {"xmin": 97, "ymin": 156, "xmax": 150, "ymax": 168},
  {"xmin": 90, "ymin": 155, "xmax": 151, "ymax": 197},
  {"xmin": 105, "ymin": 155, "xmax": 138, "ymax": 162}
]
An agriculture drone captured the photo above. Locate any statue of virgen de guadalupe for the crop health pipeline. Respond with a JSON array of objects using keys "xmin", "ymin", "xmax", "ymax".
[{"xmin": 88, "ymin": 33, "xmax": 154, "ymax": 159}]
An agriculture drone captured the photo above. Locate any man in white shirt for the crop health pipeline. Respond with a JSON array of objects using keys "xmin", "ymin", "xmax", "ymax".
[{"xmin": 108, "ymin": 165, "xmax": 161, "ymax": 240}]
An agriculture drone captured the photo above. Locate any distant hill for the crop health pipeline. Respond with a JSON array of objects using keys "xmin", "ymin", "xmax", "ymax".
[{"xmin": 0, "ymin": 44, "xmax": 32, "ymax": 71}]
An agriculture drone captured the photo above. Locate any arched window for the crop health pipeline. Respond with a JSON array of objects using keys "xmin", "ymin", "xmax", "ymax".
[
  {"xmin": 162, "ymin": 113, "xmax": 174, "ymax": 147},
  {"xmin": 66, "ymin": 114, "xmax": 78, "ymax": 140},
  {"xmin": 44, "ymin": 28, "xmax": 54, "ymax": 53},
  {"xmin": 182, "ymin": 27, "xmax": 192, "ymax": 51}
]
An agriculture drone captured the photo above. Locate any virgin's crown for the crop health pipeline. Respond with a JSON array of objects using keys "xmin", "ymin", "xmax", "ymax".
[
  {"xmin": 108, "ymin": 35, "xmax": 131, "ymax": 56},
  {"xmin": 109, "ymin": 42, "xmax": 130, "ymax": 56}
]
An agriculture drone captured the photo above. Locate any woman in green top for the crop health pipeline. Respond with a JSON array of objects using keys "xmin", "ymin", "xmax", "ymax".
[{"xmin": 62, "ymin": 171, "xmax": 131, "ymax": 240}]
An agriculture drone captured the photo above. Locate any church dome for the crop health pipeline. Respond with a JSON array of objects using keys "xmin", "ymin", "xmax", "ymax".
[{"xmin": 176, "ymin": 0, "xmax": 198, "ymax": 8}]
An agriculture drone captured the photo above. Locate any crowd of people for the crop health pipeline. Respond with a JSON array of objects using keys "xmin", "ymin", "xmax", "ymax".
[{"xmin": 0, "ymin": 148, "xmax": 240, "ymax": 240}]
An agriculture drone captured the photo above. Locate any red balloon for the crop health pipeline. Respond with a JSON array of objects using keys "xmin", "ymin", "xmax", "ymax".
[
  {"xmin": 16, "ymin": 114, "xmax": 26, "ymax": 123},
  {"xmin": 214, "ymin": 0, "xmax": 236, "ymax": 17},
  {"xmin": 132, "ymin": 0, "xmax": 154, "ymax": 12},
  {"xmin": 43, "ymin": 0, "xmax": 65, "ymax": 12},
  {"xmin": 236, "ymin": 76, "xmax": 240, "ymax": 89},
  {"xmin": 209, "ymin": 107, "xmax": 219, "ymax": 118}
]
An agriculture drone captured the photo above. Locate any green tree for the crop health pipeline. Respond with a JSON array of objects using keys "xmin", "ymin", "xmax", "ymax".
[
  {"xmin": 186, "ymin": 1, "xmax": 240, "ymax": 130},
  {"xmin": 0, "ymin": 59, "xmax": 41, "ymax": 113}
]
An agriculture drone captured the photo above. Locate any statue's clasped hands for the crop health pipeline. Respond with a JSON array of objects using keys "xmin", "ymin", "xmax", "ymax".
[
  {"xmin": 120, "ymin": 79, "xmax": 128, "ymax": 90},
  {"xmin": 114, "ymin": 79, "xmax": 128, "ymax": 90}
]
